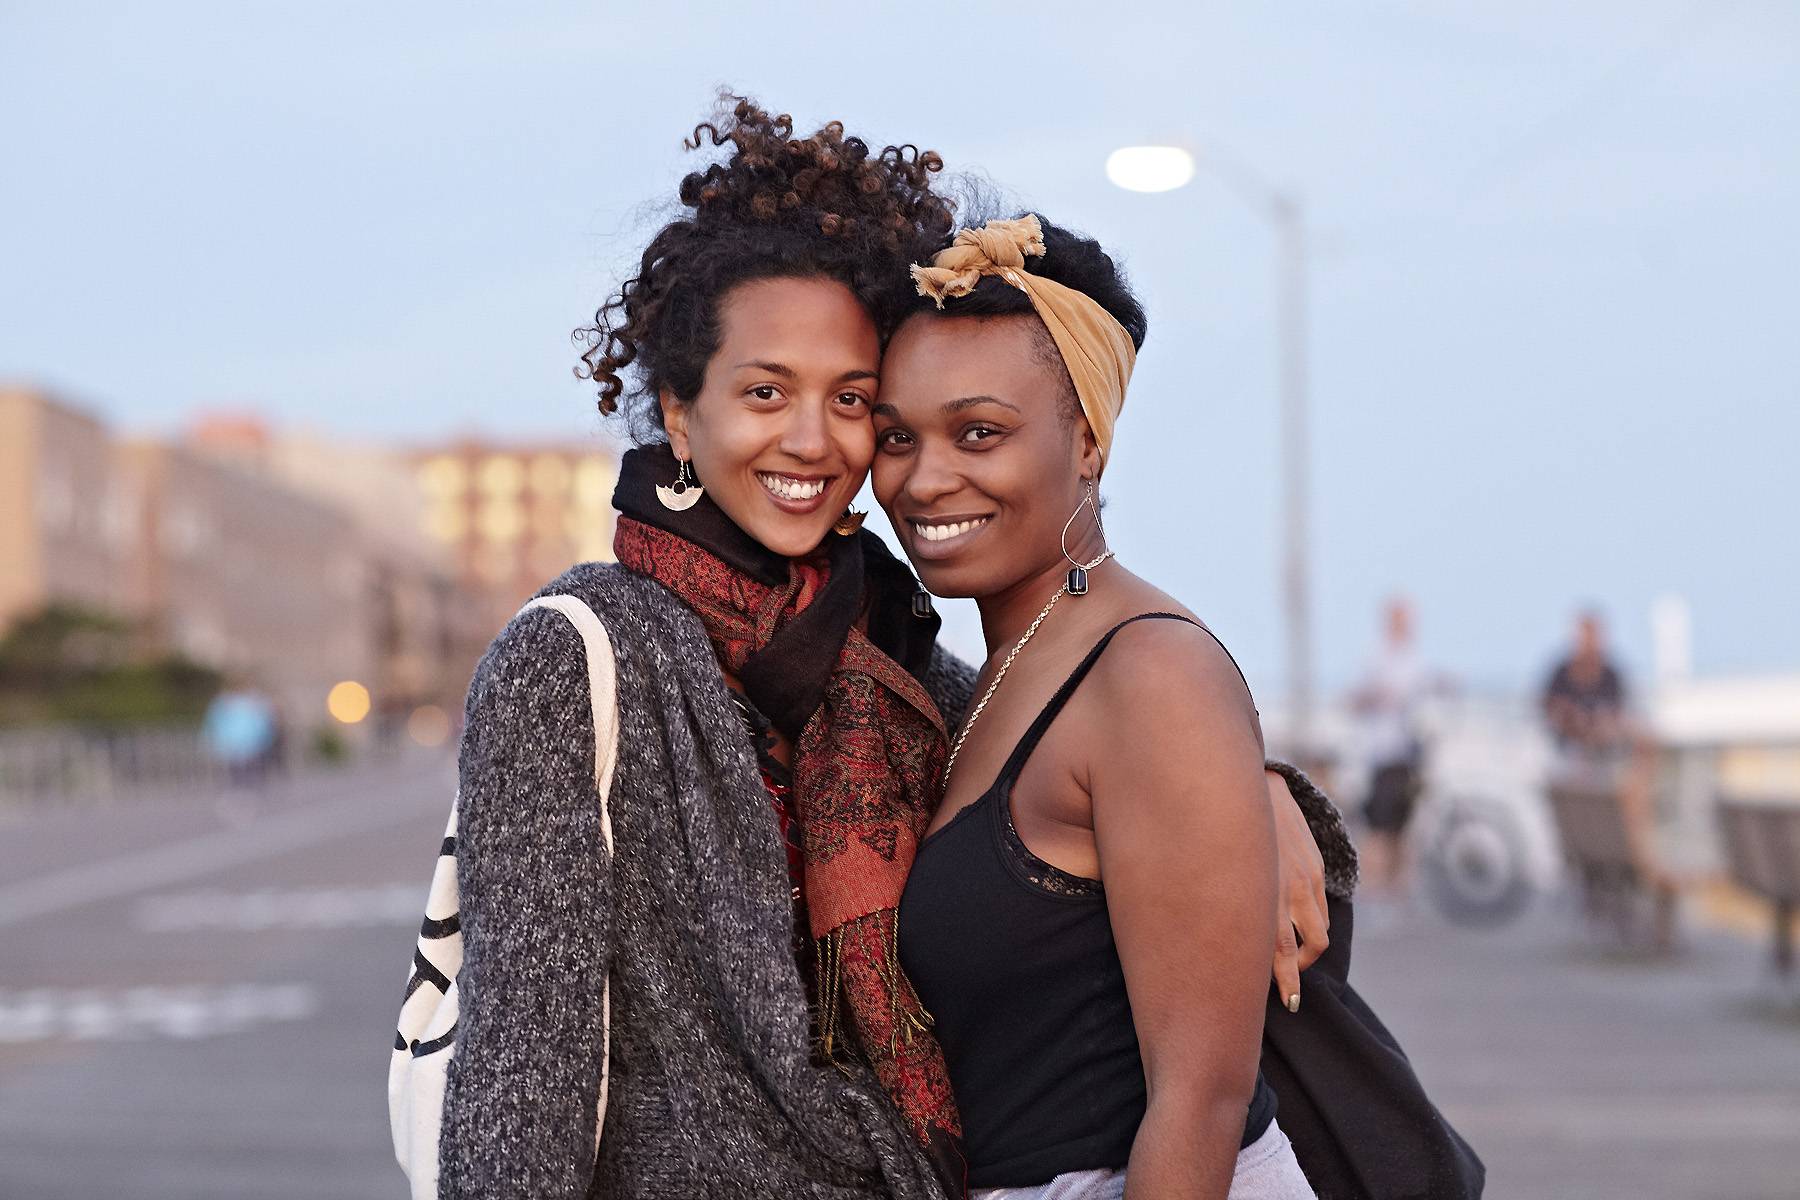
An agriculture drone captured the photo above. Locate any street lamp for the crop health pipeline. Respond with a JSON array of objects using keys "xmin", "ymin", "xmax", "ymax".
[
  {"xmin": 1105, "ymin": 146, "xmax": 1197, "ymax": 194},
  {"xmin": 1107, "ymin": 143, "xmax": 1317, "ymax": 759}
]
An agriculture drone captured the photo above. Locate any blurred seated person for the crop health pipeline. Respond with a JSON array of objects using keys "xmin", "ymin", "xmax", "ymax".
[
  {"xmin": 1541, "ymin": 608, "xmax": 1678, "ymax": 919},
  {"xmin": 1542, "ymin": 608, "xmax": 1628, "ymax": 757}
]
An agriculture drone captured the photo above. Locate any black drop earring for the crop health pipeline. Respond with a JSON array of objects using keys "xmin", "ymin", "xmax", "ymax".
[{"xmin": 1060, "ymin": 478, "xmax": 1111, "ymax": 596}]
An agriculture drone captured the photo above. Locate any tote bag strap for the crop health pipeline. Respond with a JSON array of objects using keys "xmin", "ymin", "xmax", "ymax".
[{"xmin": 520, "ymin": 594, "xmax": 620, "ymax": 1155}]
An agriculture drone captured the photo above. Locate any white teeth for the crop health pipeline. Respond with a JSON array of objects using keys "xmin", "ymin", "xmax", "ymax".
[
  {"xmin": 911, "ymin": 518, "xmax": 991, "ymax": 543},
  {"xmin": 757, "ymin": 473, "xmax": 828, "ymax": 501}
]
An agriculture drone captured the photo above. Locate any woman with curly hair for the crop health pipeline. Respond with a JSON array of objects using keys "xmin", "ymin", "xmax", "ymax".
[
  {"xmin": 424, "ymin": 99, "xmax": 1342, "ymax": 1200},
  {"xmin": 434, "ymin": 97, "xmax": 969, "ymax": 1200}
]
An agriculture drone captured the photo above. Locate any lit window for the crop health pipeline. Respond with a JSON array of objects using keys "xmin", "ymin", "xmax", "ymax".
[
  {"xmin": 477, "ymin": 500, "xmax": 523, "ymax": 543},
  {"xmin": 574, "ymin": 457, "xmax": 615, "ymax": 506},
  {"xmin": 417, "ymin": 456, "xmax": 466, "ymax": 497},
  {"xmin": 478, "ymin": 455, "xmax": 524, "ymax": 497},
  {"xmin": 425, "ymin": 503, "xmax": 467, "ymax": 543}
]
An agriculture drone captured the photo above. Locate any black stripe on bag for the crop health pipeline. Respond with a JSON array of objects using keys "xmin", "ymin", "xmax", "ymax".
[
  {"xmin": 411, "ymin": 1023, "xmax": 457, "ymax": 1057},
  {"xmin": 419, "ymin": 912, "xmax": 461, "ymax": 938},
  {"xmin": 404, "ymin": 948, "xmax": 453, "ymax": 1000}
]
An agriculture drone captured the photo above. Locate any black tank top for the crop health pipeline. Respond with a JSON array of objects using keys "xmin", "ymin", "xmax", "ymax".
[{"xmin": 898, "ymin": 614, "xmax": 1278, "ymax": 1188}]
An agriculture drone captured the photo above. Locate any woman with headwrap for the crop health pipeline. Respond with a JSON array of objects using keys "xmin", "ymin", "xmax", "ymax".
[{"xmin": 874, "ymin": 216, "xmax": 1320, "ymax": 1198}]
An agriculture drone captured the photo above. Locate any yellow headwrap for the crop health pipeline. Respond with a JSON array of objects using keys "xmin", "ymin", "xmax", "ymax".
[{"xmin": 910, "ymin": 214, "xmax": 1137, "ymax": 463}]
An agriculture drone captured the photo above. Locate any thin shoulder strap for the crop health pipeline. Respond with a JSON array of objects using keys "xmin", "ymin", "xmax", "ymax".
[
  {"xmin": 521, "ymin": 595, "xmax": 620, "ymax": 855},
  {"xmin": 995, "ymin": 612, "xmax": 1207, "ymax": 787}
]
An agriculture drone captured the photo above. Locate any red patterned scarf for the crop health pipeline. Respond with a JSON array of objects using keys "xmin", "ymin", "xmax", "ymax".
[{"xmin": 613, "ymin": 503, "xmax": 964, "ymax": 1192}]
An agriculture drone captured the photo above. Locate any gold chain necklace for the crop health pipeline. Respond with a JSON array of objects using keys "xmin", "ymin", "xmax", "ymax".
[{"xmin": 943, "ymin": 552, "xmax": 1114, "ymax": 784}]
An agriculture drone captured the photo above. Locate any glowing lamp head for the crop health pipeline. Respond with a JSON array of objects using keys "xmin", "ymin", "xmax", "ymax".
[{"xmin": 1105, "ymin": 146, "xmax": 1196, "ymax": 194}]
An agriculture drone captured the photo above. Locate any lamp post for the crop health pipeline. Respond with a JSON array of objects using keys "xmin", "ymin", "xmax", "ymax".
[{"xmin": 1107, "ymin": 145, "xmax": 1316, "ymax": 759}]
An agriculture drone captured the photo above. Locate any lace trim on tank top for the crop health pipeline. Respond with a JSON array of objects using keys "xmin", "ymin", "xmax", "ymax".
[
  {"xmin": 997, "ymin": 797, "xmax": 1104, "ymax": 898},
  {"xmin": 987, "ymin": 611, "xmax": 1231, "ymax": 903}
]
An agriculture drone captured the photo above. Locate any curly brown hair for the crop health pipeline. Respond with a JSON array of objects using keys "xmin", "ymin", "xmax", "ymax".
[{"xmin": 575, "ymin": 95, "xmax": 957, "ymax": 441}]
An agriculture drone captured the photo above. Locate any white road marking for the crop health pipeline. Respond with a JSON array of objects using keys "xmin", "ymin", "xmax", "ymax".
[
  {"xmin": 133, "ymin": 883, "xmax": 424, "ymax": 931},
  {"xmin": 0, "ymin": 984, "xmax": 319, "ymax": 1042},
  {"xmin": 0, "ymin": 777, "xmax": 446, "ymax": 928}
]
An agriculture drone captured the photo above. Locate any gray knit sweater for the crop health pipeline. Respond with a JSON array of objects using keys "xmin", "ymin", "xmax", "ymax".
[
  {"xmin": 436, "ymin": 562, "xmax": 1355, "ymax": 1199},
  {"xmin": 438, "ymin": 563, "xmax": 973, "ymax": 1200}
]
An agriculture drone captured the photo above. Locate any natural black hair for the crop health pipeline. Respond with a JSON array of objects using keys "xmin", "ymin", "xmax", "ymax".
[
  {"xmin": 906, "ymin": 216, "xmax": 1147, "ymax": 419},
  {"xmin": 576, "ymin": 95, "xmax": 956, "ymax": 442}
]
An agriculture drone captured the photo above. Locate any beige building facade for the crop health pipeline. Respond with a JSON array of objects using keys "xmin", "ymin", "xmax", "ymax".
[
  {"xmin": 0, "ymin": 390, "xmax": 520, "ymax": 737},
  {"xmin": 117, "ymin": 438, "xmax": 372, "ymax": 723},
  {"xmin": 0, "ymin": 388, "xmax": 136, "ymax": 629},
  {"xmin": 410, "ymin": 441, "xmax": 618, "ymax": 635},
  {"xmin": 180, "ymin": 419, "xmax": 614, "ymax": 713}
]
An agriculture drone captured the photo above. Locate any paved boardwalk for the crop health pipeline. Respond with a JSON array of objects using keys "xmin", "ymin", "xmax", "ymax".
[
  {"xmin": 2, "ymin": 759, "xmax": 1797, "ymax": 1198},
  {"xmin": 1352, "ymin": 899, "xmax": 1800, "ymax": 1200}
]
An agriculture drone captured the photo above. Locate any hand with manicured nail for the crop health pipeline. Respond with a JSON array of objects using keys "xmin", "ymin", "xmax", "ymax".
[{"xmin": 1268, "ymin": 768, "xmax": 1329, "ymax": 1013}]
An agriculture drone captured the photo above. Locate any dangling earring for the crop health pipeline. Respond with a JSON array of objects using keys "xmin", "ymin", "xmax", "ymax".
[
  {"xmin": 833, "ymin": 508, "xmax": 867, "ymax": 536},
  {"xmin": 656, "ymin": 456, "xmax": 704, "ymax": 512},
  {"xmin": 1060, "ymin": 478, "xmax": 1112, "ymax": 596},
  {"xmin": 912, "ymin": 585, "xmax": 935, "ymax": 619}
]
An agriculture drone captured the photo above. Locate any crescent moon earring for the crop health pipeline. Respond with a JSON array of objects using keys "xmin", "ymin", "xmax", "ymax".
[
  {"xmin": 656, "ymin": 457, "xmax": 704, "ymax": 512},
  {"xmin": 1060, "ymin": 478, "xmax": 1112, "ymax": 596}
]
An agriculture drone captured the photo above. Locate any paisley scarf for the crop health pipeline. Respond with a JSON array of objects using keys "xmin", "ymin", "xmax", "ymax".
[{"xmin": 611, "ymin": 444, "xmax": 966, "ymax": 1194}]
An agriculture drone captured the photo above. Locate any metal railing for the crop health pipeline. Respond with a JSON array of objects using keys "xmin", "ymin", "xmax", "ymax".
[{"xmin": 0, "ymin": 723, "xmax": 225, "ymax": 809}]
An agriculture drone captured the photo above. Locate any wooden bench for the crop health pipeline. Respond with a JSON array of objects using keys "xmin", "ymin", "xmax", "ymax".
[
  {"xmin": 1715, "ymin": 797, "xmax": 1800, "ymax": 978},
  {"xmin": 1547, "ymin": 778, "xmax": 1678, "ymax": 949}
]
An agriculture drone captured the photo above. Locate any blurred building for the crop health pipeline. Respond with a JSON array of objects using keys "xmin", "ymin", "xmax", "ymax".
[
  {"xmin": 408, "ymin": 441, "xmax": 618, "ymax": 633},
  {"xmin": 116, "ymin": 437, "xmax": 369, "ymax": 723},
  {"xmin": 182, "ymin": 417, "xmax": 621, "ymax": 714},
  {"xmin": 184, "ymin": 416, "xmax": 475, "ymax": 724},
  {"xmin": 0, "ymin": 387, "xmax": 136, "ymax": 628},
  {"xmin": 3, "ymin": 389, "xmax": 609, "ymax": 745}
]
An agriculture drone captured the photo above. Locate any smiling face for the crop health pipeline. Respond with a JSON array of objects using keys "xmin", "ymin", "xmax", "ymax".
[
  {"xmin": 872, "ymin": 313, "xmax": 1102, "ymax": 599},
  {"xmin": 661, "ymin": 276, "xmax": 880, "ymax": 559}
]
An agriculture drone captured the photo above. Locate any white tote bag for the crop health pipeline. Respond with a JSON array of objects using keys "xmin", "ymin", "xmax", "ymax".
[{"xmin": 389, "ymin": 595, "xmax": 620, "ymax": 1198}]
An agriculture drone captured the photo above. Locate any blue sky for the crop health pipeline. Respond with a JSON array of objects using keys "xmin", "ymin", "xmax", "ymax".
[{"xmin": 3, "ymin": 1, "xmax": 1795, "ymax": 697}]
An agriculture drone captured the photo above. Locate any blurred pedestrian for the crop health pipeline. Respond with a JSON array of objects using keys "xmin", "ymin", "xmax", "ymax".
[
  {"xmin": 1349, "ymin": 596, "xmax": 1429, "ymax": 898},
  {"xmin": 201, "ymin": 682, "xmax": 277, "ymax": 789}
]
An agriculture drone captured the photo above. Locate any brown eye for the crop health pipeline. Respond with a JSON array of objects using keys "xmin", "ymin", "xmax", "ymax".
[
  {"xmin": 750, "ymin": 385, "xmax": 780, "ymax": 402},
  {"xmin": 835, "ymin": 391, "xmax": 869, "ymax": 409}
]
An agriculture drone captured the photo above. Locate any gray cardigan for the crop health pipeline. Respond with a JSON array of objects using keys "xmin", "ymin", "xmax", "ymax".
[
  {"xmin": 436, "ymin": 562, "xmax": 1355, "ymax": 1199},
  {"xmin": 438, "ymin": 563, "xmax": 972, "ymax": 1199}
]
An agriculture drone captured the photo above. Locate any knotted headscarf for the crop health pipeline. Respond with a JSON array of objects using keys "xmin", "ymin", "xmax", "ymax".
[{"xmin": 911, "ymin": 214, "xmax": 1137, "ymax": 463}]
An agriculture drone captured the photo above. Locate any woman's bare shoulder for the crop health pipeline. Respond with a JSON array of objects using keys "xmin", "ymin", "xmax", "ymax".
[{"xmin": 1084, "ymin": 610, "xmax": 1260, "ymax": 749}]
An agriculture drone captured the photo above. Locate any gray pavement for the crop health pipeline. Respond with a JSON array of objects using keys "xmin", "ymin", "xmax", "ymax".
[
  {"xmin": 1352, "ymin": 898, "xmax": 1800, "ymax": 1200},
  {"xmin": 2, "ymin": 757, "xmax": 1797, "ymax": 1198},
  {"xmin": 0, "ymin": 757, "xmax": 456, "ymax": 1200}
]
